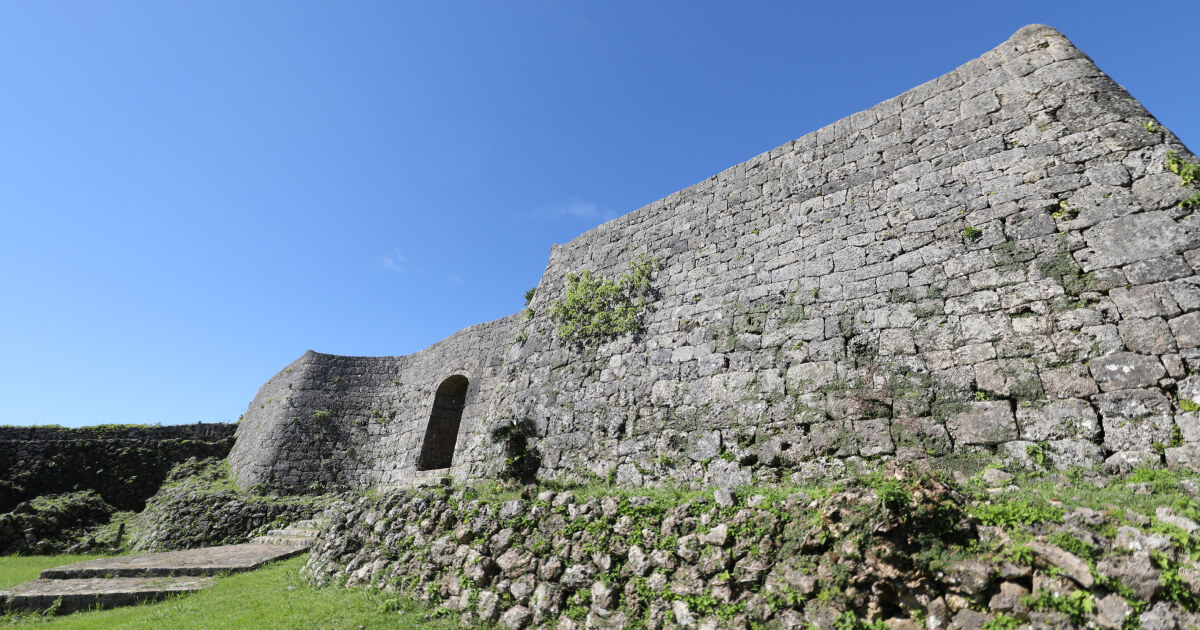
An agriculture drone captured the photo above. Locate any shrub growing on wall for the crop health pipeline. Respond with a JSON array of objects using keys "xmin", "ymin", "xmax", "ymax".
[
  {"xmin": 490, "ymin": 418, "xmax": 540, "ymax": 483},
  {"xmin": 549, "ymin": 254, "xmax": 656, "ymax": 343}
]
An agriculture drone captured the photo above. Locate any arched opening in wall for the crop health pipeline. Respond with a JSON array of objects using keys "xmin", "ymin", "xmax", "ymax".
[{"xmin": 417, "ymin": 375, "xmax": 469, "ymax": 470}]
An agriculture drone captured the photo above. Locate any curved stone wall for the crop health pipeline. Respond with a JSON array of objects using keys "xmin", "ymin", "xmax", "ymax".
[
  {"xmin": 230, "ymin": 24, "xmax": 1200, "ymax": 493},
  {"xmin": 229, "ymin": 315, "xmax": 520, "ymax": 492}
]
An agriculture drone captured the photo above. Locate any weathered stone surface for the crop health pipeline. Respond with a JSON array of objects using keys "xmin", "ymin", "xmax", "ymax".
[
  {"xmin": 1093, "ymin": 593, "xmax": 1133, "ymax": 629},
  {"xmin": 1170, "ymin": 312, "xmax": 1200, "ymax": 349},
  {"xmin": 1, "ymin": 576, "xmax": 215, "ymax": 615},
  {"xmin": 988, "ymin": 581, "xmax": 1030, "ymax": 616},
  {"xmin": 947, "ymin": 402, "xmax": 1017, "ymax": 445},
  {"xmin": 41, "ymin": 543, "xmax": 310, "ymax": 579},
  {"xmin": 1029, "ymin": 541, "xmax": 1093, "ymax": 588},
  {"xmin": 1089, "ymin": 352, "xmax": 1167, "ymax": 391},
  {"xmin": 1081, "ymin": 211, "xmax": 1194, "ymax": 269},
  {"xmin": 500, "ymin": 604, "xmax": 531, "ymax": 629},
  {"xmin": 1017, "ymin": 399, "xmax": 1099, "ymax": 441},
  {"xmin": 1095, "ymin": 390, "xmax": 1174, "ymax": 452},
  {"xmin": 1097, "ymin": 551, "xmax": 1160, "ymax": 600}
]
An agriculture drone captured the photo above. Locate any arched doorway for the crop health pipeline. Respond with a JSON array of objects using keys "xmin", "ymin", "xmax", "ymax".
[{"xmin": 417, "ymin": 375, "xmax": 468, "ymax": 470}]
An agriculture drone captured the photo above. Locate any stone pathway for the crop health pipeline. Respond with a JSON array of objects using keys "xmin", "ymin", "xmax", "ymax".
[{"xmin": 1, "ymin": 519, "xmax": 324, "ymax": 615}]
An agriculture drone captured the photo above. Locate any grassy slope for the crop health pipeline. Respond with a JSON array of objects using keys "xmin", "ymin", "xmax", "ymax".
[{"xmin": 1, "ymin": 555, "xmax": 468, "ymax": 629}]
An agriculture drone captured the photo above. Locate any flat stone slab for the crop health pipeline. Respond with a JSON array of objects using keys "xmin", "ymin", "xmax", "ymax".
[
  {"xmin": 40, "ymin": 542, "xmax": 308, "ymax": 579},
  {"xmin": 2, "ymin": 576, "xmax": 215, "ymax": 614}
]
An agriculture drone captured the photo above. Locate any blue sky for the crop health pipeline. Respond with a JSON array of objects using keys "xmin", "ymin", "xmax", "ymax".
[{"xmin": 2, "ymin": 1, "xmax": 1197, "ymax": 427}]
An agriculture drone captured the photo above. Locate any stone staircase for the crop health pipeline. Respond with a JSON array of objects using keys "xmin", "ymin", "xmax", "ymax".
[
  {"xmin": 250, "ymin": 517, "xmax": 326, "ymax": 546},
  {"xmin": 1, "ymin": 517, "xmax": 327, "ymax": 615},
  {"xmin": 378, "ymin": 467, "xmax": 452, "ymax": 491}
]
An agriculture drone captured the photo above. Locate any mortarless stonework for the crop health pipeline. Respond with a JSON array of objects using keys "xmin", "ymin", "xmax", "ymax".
[{"xmin": 229, "ymin": 25, "xmax": 1200, "ymax": 494}]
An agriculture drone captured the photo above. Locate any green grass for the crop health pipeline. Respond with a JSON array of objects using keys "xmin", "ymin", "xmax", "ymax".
[
  {"xmin": 0, "ymin": 554, "xmax": 468, "ymax": 629},
  {"xmin": 0, "ymin": 554, "xmax": 127, "ymax": 590}
]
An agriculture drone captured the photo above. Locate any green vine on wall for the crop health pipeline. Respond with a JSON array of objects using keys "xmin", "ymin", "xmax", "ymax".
[
  {"xmin": 1166, "ymin": 151, "xmax": 1200, "ymax": 209},
  {"xmin": 549, "ymin": 254, "xmax": 657, "ymax": 343}
]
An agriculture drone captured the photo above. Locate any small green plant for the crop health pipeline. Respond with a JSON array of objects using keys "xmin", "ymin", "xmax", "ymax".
[
  {"xmin": 1166, "ymin": 151, "xmax": 1200, "ymax": 208},
  {"xmin": 1026, "ymin": 442, "xmax": 1051, "ymax": 468},
  {"xmin": 520, "ymin": 286, "xmax": 537, "ymax": 321},
  {"xmin": 549, "ymin": 255, "xmax": 657, "ymax": 343},
  {"xmin": 831, "ymin": 611, "xmax": 889, "ymax": 630},
  {"xmin": 1167, "ymin": 151, "xmax": 1199, "ymax": 187},
  {"xmin": 1039, "ymin": 236, "xmax": 1095, "ymax": 297},
  {"xmin": 1004, "ymin": 543, "xmax": 1036, "ymax": 565},
  {"xmin": 982, "ymin": 614, "xmax": 1022, "ymax": 630},
  {"xmin": 490, "ymin": 418, "xmax": 540, "ymax": 482},
  {"xmin": 1023, "ymin": 589, "xmax": 1094, "ymax": 624},
  {"xmin": 963, "ymin": 225, "xmax": 983, "ymax": 242},
  {"xmin": 1144, "ymin": 121, "xmax": 1156, "ymax": 132},
  {"xmin": 971, "ymin": 497, "xmax": 1063, "ymax": 529},
  {"xmin": 1181, "ymin": 399, "xmax": 1200, "ymax": 413},
  {"xmin": 312, "ymin": 410, "xmax": 331, "ymax": 421},
  {"xmin": 1050, "ymin": 199, "xmax": 1078, "ymax": 220}
]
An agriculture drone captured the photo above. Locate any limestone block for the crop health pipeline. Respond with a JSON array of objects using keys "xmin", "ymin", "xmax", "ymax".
[
  {"xmin": 1095, "ymin": 389, "xmax": 1174, "ymax": 452},
  {"xmin": 1081, "ymin": 211, "xmax": 1193, "ymax": 270},
  {"xmin": 785, "ymin": 361, "xmax": 837, "ymax": 394},
  {"xmin": 1169, "ymin": 311, "xmax": 1200, "ymax": 349},
  {"xmin": 947, "ymin": 401, "xmax": 1017, "ymax": 445},
  {"xmin": 974, "ymin": 359, "xmax": 1040, "ymax": 399},
  {"xmin": 688, "ymin": 431, "xmax": 721, "ymax": 463},
  {"xmin": 1017, "ymin": 398, "xmax": 1100, "ymax": 441},
  {"xmin": 854, "ymin": 419, "xmax": 894, "ymax": 457},
  {"xmin": 1088, "ymin": 352, "xmax": 1166, "ymax": 391},
  {"xmin": 1117, "ymin": 317, "xmax": 1177, "ymax": 355},
  {"xmin": 1167, "ymin": 444, "xmax": 1200, "ymax": 470},
  {"xmin": 1039, "ymin": 363, "xmax": 1099, "ymax": 399}
]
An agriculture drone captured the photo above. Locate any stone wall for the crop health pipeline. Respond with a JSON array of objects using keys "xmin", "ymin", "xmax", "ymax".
[
  {"xmin": 0, "ymin": 423, "xmax": 236, "ymax": 512},
  {"xmin": 230, "ymin": 24, "xmax": 1200, "ymax": 494},
  {"xmin": 302, "ymin": 472, "xmax": 1200, "ymax": 629},
  {"xmin": 228, "ymin": 317, "xmax": 519, "ymax": 492}
]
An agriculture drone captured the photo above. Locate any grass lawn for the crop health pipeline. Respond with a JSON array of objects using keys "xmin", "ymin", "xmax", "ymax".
[
  {"xmin": 0, "ymin": 554, "xmax": 468, "ymax": 629},
  {"xmin": 0, "ymin": 554, "xmax": 127, "ymax": 590}
]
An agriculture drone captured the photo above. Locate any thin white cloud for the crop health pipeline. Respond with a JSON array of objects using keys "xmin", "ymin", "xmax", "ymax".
[
  {"xmin": 447, "ymin": 273, "xmax": 463, "ymax": 285},
  {"xmin": 562, "ymin": 198, "xmax": 601, "ymax": 218},
  {"xmin": 380, "ymin": 249, "xmax": 407, "ymax": 273},
  {"xmin": 526, "ymin": 197, "xmax": 616, "ymax": 222}
]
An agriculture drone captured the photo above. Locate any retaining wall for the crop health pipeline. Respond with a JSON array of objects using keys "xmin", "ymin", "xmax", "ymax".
[{"xmin": 0, "ymin": 423, "xmax": 236, "ymax": 512}]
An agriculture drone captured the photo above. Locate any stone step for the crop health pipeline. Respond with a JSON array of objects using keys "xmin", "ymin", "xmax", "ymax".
[
  {"xmin": 251, "ymin": 535, "xmax": 313, "ymax": 546},
  {"xmin": 40, "ymin": 543, "xmax": 307, "ymax": 579},
  {"xmin": 379, "ymin": 468, "xmax": 452, "ymax": 491},
  {"xmin": 264, "ymin": 527, "xmax": 321, "ymax": 537},
  {"xmin": 288, "ymin": 519, "xmax": 326, "ymax": 530},
  {"xmin": 1, "ymin": 576, "xmax": 215, "ymax": 615}
]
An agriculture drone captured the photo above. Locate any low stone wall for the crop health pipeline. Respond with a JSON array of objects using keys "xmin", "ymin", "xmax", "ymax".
[
  {"xmin": 129, "ymin": 457, "xmax": 330, "ymax": 552},
  {"xmin": 302, "ymin": 469, "xmax": 1200, "ymax": 629},
  {"xmin": 0, "ymin": 423, "xmax": 237, "ymax": 513},
  {"xmin": 0, "ymin": 491, "xmax": 116, "ymax": 555}
]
